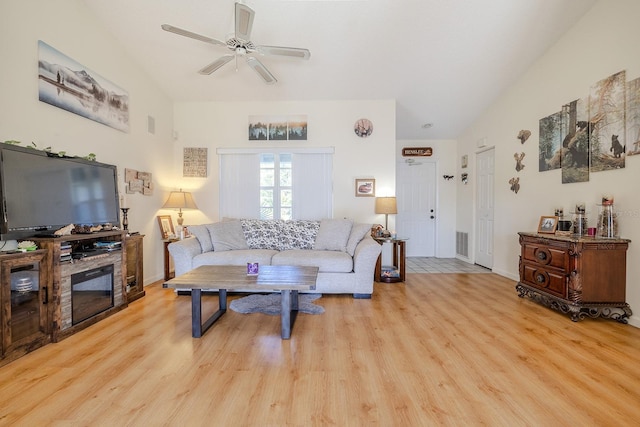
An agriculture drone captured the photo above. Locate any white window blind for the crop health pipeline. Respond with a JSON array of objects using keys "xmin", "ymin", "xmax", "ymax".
[{"xmin": 217, "ymin": 147, "xmax": 334, "ymax": 219}]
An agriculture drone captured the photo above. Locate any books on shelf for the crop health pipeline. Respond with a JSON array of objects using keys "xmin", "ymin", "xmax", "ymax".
[{"xmin": 60, "ymin": 243, "xmax": 72, "ymax": 262}]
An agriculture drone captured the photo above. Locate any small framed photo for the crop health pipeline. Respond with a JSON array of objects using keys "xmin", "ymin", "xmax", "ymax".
[
  {"xmin": 355, "ymin": 178, "xmax": 375, "ymax": 197},
  {"xmin": 157, "ymin": 215, "xmax": 175, "ymax": 239},
  {"xmin": 537, "ymin": 216, "xmax": 559, "ymax": 234}
]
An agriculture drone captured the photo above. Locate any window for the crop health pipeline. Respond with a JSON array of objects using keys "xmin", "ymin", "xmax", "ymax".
[
  {"xmin": 260, "ymin": 153, "xmax": 292, "ymax": 219},
  {"xmin": 218, "ymin": 147, "xmax": 334, "ymax": 220}
]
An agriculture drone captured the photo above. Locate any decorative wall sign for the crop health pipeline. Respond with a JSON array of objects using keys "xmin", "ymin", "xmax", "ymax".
[
  {"xmin": 124, "ymin": 168, "xmax": 153, "ymax": 195},
  {"xmin": 402, "ymin": 147, "xmax": 433, "ymax": 157},
  {"xmin": 354, "ymin": 118, "xmax": 373, "ymax": 137},
  {"xmin": 248, "ymin": 115, "xmax": 307, "ymax": 140},
  {"xmin": 355, "ymin": 178, "xmax": 375, "ymax": 197},
  {"xmin": 183, "ymin": 147, "xmax": 208, "ymax": 177},
  {"xmin": 37, "ymin": 40, "xmax": 129, "ymax": 132}
]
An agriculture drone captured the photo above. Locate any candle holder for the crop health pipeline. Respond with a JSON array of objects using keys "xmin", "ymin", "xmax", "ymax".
[{"xmin": 121, "ymin": 208, "xmax": 130, "ymax": 231}]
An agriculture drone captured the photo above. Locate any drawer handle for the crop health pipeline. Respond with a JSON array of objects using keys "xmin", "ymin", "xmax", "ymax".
[
  {"xmin": 535, "ymin": 273, "xmax": 546, "ymax": 284},
  {"xmin": 536, "ymin": 251, "xmax": 547, "ymax": 261}
]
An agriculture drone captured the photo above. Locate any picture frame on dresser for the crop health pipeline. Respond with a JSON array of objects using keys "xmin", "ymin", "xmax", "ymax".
[{"xmin": 537, "ymin": 216, "xmax": 558, "ymax": 234}]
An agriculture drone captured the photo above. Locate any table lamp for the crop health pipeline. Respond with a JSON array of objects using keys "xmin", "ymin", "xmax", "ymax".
[
  {"xmin": 375, "ymin": 196, "xmax": 397, "ymax": 230},
  {"xmin": 162, "ymin": 189, "xmax": 198, "ymax": 226}
]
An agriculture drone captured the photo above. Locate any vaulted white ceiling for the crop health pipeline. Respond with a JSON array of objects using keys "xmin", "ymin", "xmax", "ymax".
[{"xmin": 83, "ymin": 0, "xmax": 597, "ymax": 139}]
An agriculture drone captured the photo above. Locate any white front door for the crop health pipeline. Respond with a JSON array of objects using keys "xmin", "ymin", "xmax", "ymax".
[
  {"xmin": 396, "ymin": 160, "xmax": 437, "ymax": 257},
  {"xmin": 475, "ymin": 148, "xmax": 494, "ymax": 269}
]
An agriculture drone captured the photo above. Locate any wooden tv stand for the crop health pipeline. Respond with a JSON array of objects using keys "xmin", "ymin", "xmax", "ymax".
[
  {"xmin": 33, "ymin": 231, "xmax": 128, "ymax": 341},
  {"xmin": 516, "ymin": 232, "xmax": 632, "ymax": 323}
]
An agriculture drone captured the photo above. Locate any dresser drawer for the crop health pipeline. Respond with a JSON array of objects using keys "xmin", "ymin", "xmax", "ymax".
[
  {"xmin": 522, "ymin": 264, "xmax": 567, "ymax": 298},
  {"xmin": 522, "ymin": 243, "xmax": 568, "ymax": 270}
]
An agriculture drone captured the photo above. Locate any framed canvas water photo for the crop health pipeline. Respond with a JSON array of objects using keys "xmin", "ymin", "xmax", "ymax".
[{"xmin": 37, "ymin": 40, "xmax": 130, "ymax": 132}]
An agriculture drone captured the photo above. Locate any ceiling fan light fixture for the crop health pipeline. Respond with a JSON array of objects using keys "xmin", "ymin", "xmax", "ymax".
[{"xmin": 163, "ymin": 2, "xmax": 309, "ymax": 84}]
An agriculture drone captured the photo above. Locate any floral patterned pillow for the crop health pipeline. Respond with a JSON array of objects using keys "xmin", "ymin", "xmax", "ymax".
[
  {"xmin": 241, "ymin": 219, "xmax": 284, "ymax": 250},
  {"xmin": 279, "ymin": 220, "xmax": 320, "ymax": 250}
]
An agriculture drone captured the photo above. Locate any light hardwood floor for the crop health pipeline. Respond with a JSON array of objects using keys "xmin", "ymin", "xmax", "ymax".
[{"xmin": 1, "ymin": 273, "xmax": 639, "ymax": 426}]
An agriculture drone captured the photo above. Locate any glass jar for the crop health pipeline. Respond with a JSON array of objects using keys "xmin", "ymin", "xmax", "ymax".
[
  {"xmin": 572, "ymin": 211, "xmax": 587, "ymax": 236},
  {"xmin": 597, "ymin": 204, "xmax": 618, "ymax": 238}
]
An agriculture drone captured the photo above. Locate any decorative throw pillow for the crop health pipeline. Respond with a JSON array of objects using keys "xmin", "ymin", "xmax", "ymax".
[
  {"xmin": 345, "ymin": 222, "xmax": 372, "ymax": 256},
  {"xmin": 241, "ymin": 219, "xmax": 283, "ymax": 250},
  {"xmin": 188, "ymin": 224, "xmax": 214, "ymax": 253},
  {"xmin": 313, "ymin": 218, "xmax": 353, "ymax": 252},
  {"xmin": 280, "ymin": 220, "xmax": 320, "ymax": 250},
  {"xmin": 207, "ymin": 220, "xmax": 249, "ymax": 251}
]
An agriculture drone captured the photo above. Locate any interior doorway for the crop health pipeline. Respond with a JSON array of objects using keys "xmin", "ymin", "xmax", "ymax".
[
  {"xmin": 475, "ymin": 148, "xmax": 495, "ymax": 269},
  {"xmin": 396, "ymin": 159, "xmax": 437, "ymax": 257}
]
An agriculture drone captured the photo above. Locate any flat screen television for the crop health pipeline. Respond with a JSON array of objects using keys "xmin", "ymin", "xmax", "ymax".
[{"xmin": 0, "ymin": 143, "xmax": 120, "ymax": 240}]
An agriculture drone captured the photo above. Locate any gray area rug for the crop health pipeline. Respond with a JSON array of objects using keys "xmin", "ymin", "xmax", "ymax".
[{"xmin": 229, "ymin": 293, "xmax": 324, "ymax": 315}]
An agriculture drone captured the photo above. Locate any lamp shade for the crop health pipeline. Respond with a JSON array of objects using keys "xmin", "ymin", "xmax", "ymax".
[
  {"xmin": 375, "ymin": 197, "xmax": 397, "ymax": 215},
  {"xmin": 162, "ymin": 190, "xmax": 198, "ymax": 210}
]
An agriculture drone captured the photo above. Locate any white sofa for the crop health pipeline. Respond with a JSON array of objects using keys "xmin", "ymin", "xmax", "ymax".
[{"xmin": 168, "ymin": 218, "xmax": 381, "ymax": 298}]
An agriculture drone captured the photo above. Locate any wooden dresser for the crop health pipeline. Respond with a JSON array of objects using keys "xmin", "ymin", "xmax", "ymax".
[{"xmin": 516, "ymin": 232, "xmax": 632, "ymax": 323}]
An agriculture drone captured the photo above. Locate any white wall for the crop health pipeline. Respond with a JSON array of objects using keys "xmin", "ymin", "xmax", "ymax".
[
  {"xmin": 0, "ymin": 0, "xmax": 175, "ymax": 283},
  {"xmin": 172, "ymin": 100, "xmax": 396, "ymax": 226},
  {"xmin": 457, "ymin": 0, "xmax": 640, "ymax": 327}
]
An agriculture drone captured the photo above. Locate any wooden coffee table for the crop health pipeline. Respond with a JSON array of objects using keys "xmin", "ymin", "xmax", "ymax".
[{"xmin": 163, "ymin": 265, "xmax": 319, "ymax": 339}]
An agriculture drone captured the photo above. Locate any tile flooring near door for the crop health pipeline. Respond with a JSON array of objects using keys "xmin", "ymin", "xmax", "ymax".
[{"xmin": 406, "ymin": 257, "xmax": 491, "ymax": 274}]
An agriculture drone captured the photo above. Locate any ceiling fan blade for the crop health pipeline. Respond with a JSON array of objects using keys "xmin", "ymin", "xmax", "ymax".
[
  {"xmin": 198, "ymin": 55, "xmax": 234, "ymax": 75},
  {"xmin": 235, "ymin": 3, "xmax": 255, "ymax": 41},
  {"xmin": 246, "ymin": 57, "xmax": 277, "ymax": 84},
  {"xmin": 256, "ymin": 45, "xmax": 311, "ymax": 60},
  {"xmin": 161, "ymin": 24, "xmax": 227, "ymax": 47}
]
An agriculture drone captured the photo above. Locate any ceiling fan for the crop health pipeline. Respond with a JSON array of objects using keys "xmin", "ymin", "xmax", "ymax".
[{"xmin": 161, "ymin": 2, "xmax": 311, "ymax": 84}]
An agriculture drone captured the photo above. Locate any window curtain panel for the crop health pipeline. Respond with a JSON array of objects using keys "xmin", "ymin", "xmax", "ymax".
[{"xmin": 218, "ymin": 148, "xmax": 333, "ymax": 220}]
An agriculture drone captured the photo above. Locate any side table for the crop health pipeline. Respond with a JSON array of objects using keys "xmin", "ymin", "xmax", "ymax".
[
  {"xmin": 374, "ymin": 237, "xmax": 408, "ymax": 283},
  {"xmin": 163, "ymin": 238, "xmax": 179, "ymax": 281}
]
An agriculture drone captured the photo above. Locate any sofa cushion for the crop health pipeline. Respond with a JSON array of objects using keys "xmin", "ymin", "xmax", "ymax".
[
  {"xmin": 193, "ymin": 249, "xmax": 278, "ymax": 268},
  {"xmin": 272, "ymin": 249, "xmax": 353, "ymax": 273},
  {"xmin": 241, "ymin": 219, "xmax": 284, "ymax": 250},
  {"xmin": 188, "ymin": 224, "xmax": 214, "ymax": 253},
  {"xmin": 345, "ymin": 222, "xmax": 372, "ymax": 256},
  {"xmin": 313, "ymin": 218, "xmax": 353, "ymax": 252},
  {"xmin": 206, "ymin": 219, "xmax": 249, "ymax": 251},
  {"xmin": 279, "ymin": 220, "xmax": 320, "ymax": 250}
]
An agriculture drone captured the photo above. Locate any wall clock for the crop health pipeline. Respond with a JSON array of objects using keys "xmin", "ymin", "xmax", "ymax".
[{"xmin": 354, "ymin": 118, "xmax": 373, "ymax": 138}]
